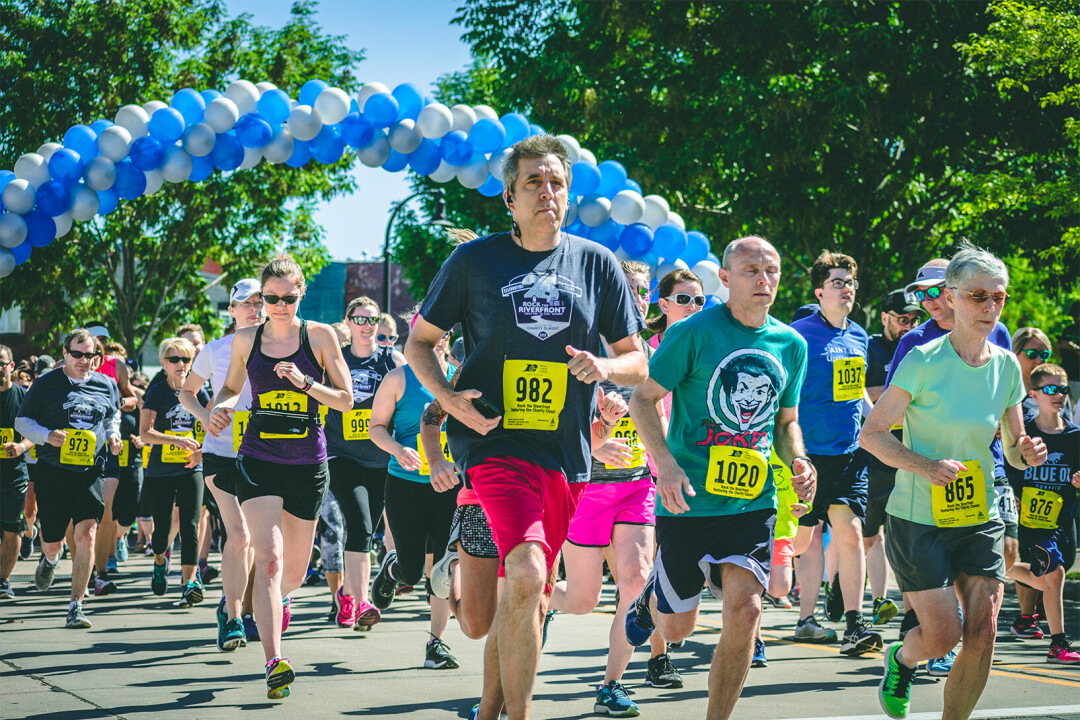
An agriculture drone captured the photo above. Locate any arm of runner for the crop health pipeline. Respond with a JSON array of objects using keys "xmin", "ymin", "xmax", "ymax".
[
  {"xmin": 565, "ymin": 333, "xmax": 647, "ymax": 387},
  {"xmin": 14, "ymin": 415, "xmax": 54, "ymax": 447},
  {"xmin": 180, "ymin": 370, "xmax": 214, "ymax": 433},
  {"xmin": 368, "ymin": 368, "xmax": 422, "ymax": 472},
  {"xmin": 1000, "ymin": 402, "xmax": 1046, "ymax": 469},
  {"xmin": 773, "ymin": 406, "xmax": 816, "ymax": 503},
  {"xmin": 115, "ymin": 360, "xmax": 138, "ymax": 412},
  {"xmin": 860, "ymin": 384, "xmax": 964, "ymax": 486},
  {"xmin": 591, "ymin": 386, "xmax": 627, "ymax": 441},
  {"xmin": 140, "ymin": 407, "xmax": 199, "ymax": 452},
  {"xmin": 208, "ymin": 327, "xmax": 253, "ymax": 434},
  {"xmin": 630, "ymin": 376, "xmax": 694, "ymax": 514},
  {"xmin": 298, "ymin": 323, "xmax": 353, "ymax": 413},
  {"xmin": 420, "ymin": 378, "xmax": 460, "ymax": 493}
]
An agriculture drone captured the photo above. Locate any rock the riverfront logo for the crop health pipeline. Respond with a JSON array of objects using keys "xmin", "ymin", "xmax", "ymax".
[{"xmin": 502, "ymin": 271, "xmax": 582, "ymax": 341}]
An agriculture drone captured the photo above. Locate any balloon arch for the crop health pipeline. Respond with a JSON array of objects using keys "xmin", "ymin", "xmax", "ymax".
[{"xmin": 0, "ymin": 79, "xmax": 727, "ymax": 302}]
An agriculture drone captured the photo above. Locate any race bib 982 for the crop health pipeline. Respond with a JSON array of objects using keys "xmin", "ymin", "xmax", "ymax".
[{"xmin": 502, "ymin": 360, "xmax": 567, "ymax": 431}]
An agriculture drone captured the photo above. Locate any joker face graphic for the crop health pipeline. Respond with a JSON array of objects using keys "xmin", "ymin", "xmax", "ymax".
[
  {"xmin": 730, "ymin": 372, "xmax": 777, "ymax": 429},
  {"xmin": 708, "ymin": 349, "xmax": 787, "ymax": 433}
]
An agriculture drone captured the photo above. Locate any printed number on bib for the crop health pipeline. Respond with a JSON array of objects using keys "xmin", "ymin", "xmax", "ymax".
[
  {"xmin": 930, "ymin": 460, "xmax": 988, "ymax": 528},
  {"xmin": 193, "ymin": 419, "xmax": 206, "ymax": 445},
  {"xmin": 343, "ymin": 409, "xmax": 370, "ymax": 441},
  {"xmin": 162, "ymin": 431, "xmax": 195, "ymax": 463},
  {"xmin": 258, "ymin": 390, "xmax": 309, "ymax": 439},
  {"xmin": 605, "ymin": 417, "xmax": 646, "ymax": 470},
  {"xmin": 995, "ymin": 483, "xmax": 1018, "ymax": 525},
  {"xmin": 705, "ymin": 445, "xmax": 769, "ymax": 500},
  {"xmin": 141, "ymin": 445, "xmax": 151, "ymax": 468},
  {"xmin": 833, "ymin": 357, "xmax": 865, "ymax": 402},
  {"xmin": 60, "ymin": 428, "xmax": 96, "ymax": 466},
  {"xmin": 417, "ymin": 431, "xmax": 453, "ymax": 476},
  {"xmin": 118, "ymin": 440, "xmax": 130, "ymax": 468},
  {"xmin": 232, "ymin": 411, "xmax": 250, "ymax": 452},
  {"xmin": 0, "ymin": 427, "xmax": 13, "ymax": 447},
  {"xmin": 1019, "ymin": 486, "xmax": 1063, "ymax": 530},
  {"xmin": 502, "ymin": 360, "xmax": 567, "ymax": 431}
]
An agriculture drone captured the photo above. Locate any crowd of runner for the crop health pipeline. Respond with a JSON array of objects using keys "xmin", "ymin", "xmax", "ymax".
[{"xmin": 1, "ymin": 134, "xmax": 1078, "ymax": 719}]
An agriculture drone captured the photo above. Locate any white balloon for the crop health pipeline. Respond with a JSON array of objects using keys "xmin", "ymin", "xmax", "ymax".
[
  {"xmin": 97, "ymin": 125, "xmax": 132, "ymax": 161},
  {"xmin": 429, "ymin": 159, "xmax": 457, "ymax": 184},
  {"xmin": 577, "ymin": 194, "xmax": 612, "ymax": 227},
  {"xmin": 83, "ymin": 156, "xmax": 116, "ymax": 191},
  {"xmin": 357, "ymin": 82, "xmax": 390, "ymax": 110},
  {"xmin": 15, "ymin": 153, "xmax": 51, "ymax": 188},
  {"xmin": 162, "ymin": 145, "xmax": 193, "ymax": 182},
  {"xmin": 143, "ymin": 168, "xmax": 165, "ymax": 195},
  {"xmin": 642, "ymin": 194, "xmax": 670, "ymax": 230},
  {"xmin": 613, "ymin": 248, "xmax": 632, "ymax": 263},
  {"xmin": 555, "ymin": 135, "xmax": 580, "ymax": 164},
  {"xmin": 564, "ymin": 197, "xmax": 578, "ymax": 226},
  {"xmin": 0, "ymin": 213, "xmax": 28, "ymax": 248},
  {"xmin": 225, "ymin": 80, "xmax": 260, "ymax": 116},
  {"xmin": 262, "ymin": 129, "xmax": 295, "ymax": 164},
  {"xmin": 656, "ymin": 261, "xmax": 689, "ymax": 284},
  {"xmin": 255, "ymin": 81, "xmax": 277, "ymax": 95},
  {"xmin": 37, "ymin": 142, "xmax": 62, "ymax": 163},
  {"xmin": 472, "ymin": 104, "xmax": 498, "ymax": 122},
  {"xmin": 115, "ymin": 104, "xmax": 150, "ymax": 139},
  {"xmin": 456, "ymin": 156, "xmax": 489, "ymax": 189},
  {"xmin": 357, "ymin": 132, "xmax": 391, "ymax": 167},
  {"xmin": 2, "ymin": 179, "xmax": 36, "ymax": 214},
  {"xmin": 667, "ymin": 211, "xmax": 685, "ymax": 230},
  {"xmin": 691, "ymin": 260, "xmax": 722, "ymax": 295},
  {"xmin": 183, "ymin": 122, "xmax": 216, "ymax": 157},
  {"xmin": 315, "ymin": 88, "xmax": 350, "ymax": 125},
  {"xmin": 577, "ymin": 148, "xmax": 597, "ymax": 166},
  {"xmin": 70, "ymin": 184, "xmax": 101, "ymax": 221},
  {"xmin": 53, "ymin": 211, "xmax": 73, "ymax": 238},
  {"xmin": 388, "ymin": 119, "xmax": 423, "ymax": 154},
  {"xmin": 0, "ymin": 247, "xmax": 14, "ymax": 277},
  {"xmin": 286, "ymin": 105, "xmax": 322, "ymax": 142},
  {"xmin": 204, "ymin": 98, "xmax": 240, "ymax": 133},
  {"xmin": 417, "ymin": 102, "xmax": 453, "ymax": 139},
  {"xmin": 610, "ymin": 190, "xmax": 645, "ymax": 225},
  {"xmin": 143, "ymin": 100, "xmax": 168, "ymax": 117},
  {"xmin": 239, "ymin": 146, "xmax": 262, "ymax": 170},
  {"xmin": 487, "ymin": 147, "xmax": 514, "ymax": 180},
  {"xmin": 450, "ymin": 104, "xmax": 476, "ymax": 133},
  {"xmin": 713, "ymin": 283, "xmax": 730, "ymax": 303}
]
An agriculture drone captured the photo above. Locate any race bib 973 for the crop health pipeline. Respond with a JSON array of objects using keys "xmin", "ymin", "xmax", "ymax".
[
  {"xmin": 833, "ymin": 357, "xmax": 865, "ymax": 402},
  {"xmin": 502, "ymin": 360, "xmax": 567, "ymax": 431},
  {"xmin": 931, "ymin": 460, "xmax": 988, "ymax": 528},
  {"xmin": 705, "ymin": 445, "xmax": 769, "ymax": 500},
  {"xmin": 60, "ymin": 428, "xmax": 96, "ymax": 466}
]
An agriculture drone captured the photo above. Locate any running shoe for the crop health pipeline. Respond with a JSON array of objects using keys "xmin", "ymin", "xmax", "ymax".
[
  {"xmin": 336, "ymin": 588, "xmax": 356, "ymax": 628},
  {"xmin": 752, "ymin": 638, "xmax": 768, "ymax": 668},
  {"xmin": 164, "ymin": 548, "xmax": 171, "ymax": 573},
  {"xmin": 873, "ymin": 597, "xmax": 900, "ymax": 626},
  {"xmin": 282, "ymin": 596, "xmax": 292, "ymax": 632},
  {"xmin": 65, "ymin": 602, "xmax": 92, "ymax": 629},
  {"xmin": 823, "ymin": 573, "xmax": 844, "ymax": 623},
  {"xmin": 542, "ymin": 609, "xmax": 555, "ymax": 649},
  {"xmin": 0, "ymin": 579, "xmax": 14, "ymax": 600},
  {"xmin": 899, "ymin": 609, "xmax": 919, "ymax": 641},
  {"xmin": 106, "ymin": 557, "xmax": 118, "ymax": 574},
  {"xmin": 764, "ymin": 592, "xmax": 792, "ymax": 609},
  {"xmin": 878, "ymin": 642, "xmax": 915, "ymax": 719},
  {"xmin": 19, "ymin": 528, "xmax": 35, "ymax": 560},
  {"xmin": 624, "ymin": 576, "xmax": 656, "ymax": 647},
  {"xmin": 178, "ymin": 579, "xmax": 205, "ymax": 608},
  {"xmin": 794, "ymin": 615, "xmax": 837, "ymax": 643},
  {"xmin": 667, "ymin": 639, "xmax": 685, "ymax": 650},
  {"xmin": 355, "ymin": 598, "xmax": 381, "ymax": 631},
  {"xmin": 429, "ymin": 550, "xmax": 457, "ymax": 600},
  {"xmin": 200, "ymin": 565, "xmax": 219, "ymax": 584},
  {"xmin": 1048, "ymin": 639, "xmax": 1080, "ymax": 664},
  {"xmin": 926, "ymin": 650, "xmax": 956, "ymax": 676},
  {"xmin": 841, "ymin": 623, "xmax": 884, "ymax": 656},
  {"xmin": 34, "ymin": 554, "xmax": 57, "ymax": 592},
  {"xmin": 221, "ymin": 618, "xmax": 247, "ymax": 652},
  {"xmin": 215, "ymin": 595, "xmax": 229, "ymax": 651},
  {"xmin": 645, "ymin": 653, "xmax": 683, "ymax": 688},
  {"xmin": 593, "ymin": 680, "xmax": 639, "ymax": 717},
  {"xmin": 327, "ymin": 594, "xmax": 339, "ymax": 623},
  {"xmin": 93, "ymin": 576, "xmax": 118, "ymax": 597},
  {"xmin": 424, "ymin": 636, "xmax": 459, "ymax": 669},
  {"xmin": 1010, "ymin": 614, "xmax": 1044, "ymax": 640},
  {"xmin": 371, "ymin": 550, "xmax": 397, "ymax": 610},
  {"xmin": 151, "ymin": 561, "xmax": 168, "ymax": 596},
  {"xmin": 789, "ymin": 584, "xmax": 801, "ymax": 604},
  {"xmin": 243, "ymin": 613, "xmax": 259, "ymax": 641},
  {"xmin": 115, "ymin": 538, "xmax": 128, "ymax": 563},
  {"xmin": 265, "ymin": 657, "xmax": 294, "ymax": 699}
]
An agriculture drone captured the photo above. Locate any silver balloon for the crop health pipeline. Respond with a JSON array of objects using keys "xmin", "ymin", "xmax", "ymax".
[
  {"xmin": 577, "ymin": 194, "xmax": 612, "ymax": 227},
  {"xmin": 114, "ymin": 104, "xmax": 149, "ymax": 139},
  {"xmin": 14, "ymin": 153, "xmax": 51, "ymax": 188},
  {"xmin": 357, "ymin": 133, "xmax": 390, "ymax": 167},
  {"xmin": 97, "ymin": 125, "xmax": 132, "ymax": 162},
  {"xmin": 2, "ymin": 179, "xmax": 36, "ymax": 214},
  {"xmin": 487, "ymin": 148, "xmax": 513, "ymax": 180},
  {"xmin": 204, "ymin": 98, "xmax": 240, "ymax": 133},
  {"xmin": 183, "ymin": 122, "xmax": 216, "ymax": 157},
  {"xmin": 555, "ymin": 134, "xmax": 580, "ymax": 164},
  {"xmin": 0, "ymin": 247, "xmax": 15, "ymax": 277},
  {"xmin": 37, "ymin": 142, "xmax": 63, "ymax": 163},
  {"xmin": 428, "ymin": 160, "xmax": 457, "ymax": 184},
  {"xmin": 162, "ymin": 145, "xmax": 193, "ymax": 183},
  {"xmin": 357, "ymin": 81, "xmax": 390, "ymax": 110},
  {"xmin": 239, "ymin": 146, "xmax": 262, "ymax": 170},
  {"xmin": 315, "ymin": 88, "xmax": 350, "ymax": 125},
  {"xmin": 69, "ymin": 184, "xmax": 101, "ymax": 221},
  {"xmin": 143, "ymin": 100, "xmax": 168, "ymax": 117},
  {"xmin": 0, "ymin": 213, "xmax": 29, "ymax": 248},
  {"xmin": 53, "ymin": 211, "xmax": 73, "ymax": 238},
  {"xmin": 255, "ymin": 81, "xmax": 277, "ymax": 95},
  {"xmin": 457, "ymin": 156, "xmax": 489, "ymax": 189},
  {"xmin": 262, "ymin": 129, "xmax": 295, "ymax": 164},
  {"xmin": 83, "ymin": 156, "xmax": 117, "ymax": 191},
  {"xmin": 450, "ymin": 104, "xmax": 476, "ymax": 133},
  {"xmin": 225, "ymin": 80, "xmax": 259, "ymax": 116},
  {"xmin": 418, "ymin": 102, "xmax": 453, "ymax": 139},
  {"xmin": 388, "ymin": 119, "xmax": 423, "ymax": 154},
  {"xmin": 286, "ymin": 105, "xmax": 322, "ymax": 142},
  {"xmin": 143, "ymin": 168, "xmax": 164, "ymax": 195}
]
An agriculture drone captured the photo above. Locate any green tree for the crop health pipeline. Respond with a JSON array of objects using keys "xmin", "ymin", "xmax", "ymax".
[{"xmin": 0, "ymin": 0, "xmax": 361, "ymax": 356}]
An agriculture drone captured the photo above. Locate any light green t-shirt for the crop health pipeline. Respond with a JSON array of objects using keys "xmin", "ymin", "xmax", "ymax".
[
  {"xmin": 885, "ymin": 335, "xmax": 1025, "ymax": 526},
  {"xmin": 648, "ymin": 304, "xmax": 807, "ymax": 518}
]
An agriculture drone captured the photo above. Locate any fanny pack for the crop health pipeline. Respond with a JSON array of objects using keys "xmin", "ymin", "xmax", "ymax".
[{"xmin": 248, "ymin": 408, "xmax": 322, "ymax": 436}]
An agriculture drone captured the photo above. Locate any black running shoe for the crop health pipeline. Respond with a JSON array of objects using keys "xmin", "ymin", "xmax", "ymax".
[
  {"xmin": 645, "ymin": 653, "xmax": 683, "ymax": 688},
  {"xmin": 424, "ymin": 636, "xmax": 459, "ymax": 669},
  {"xmin": 371, "ymin": 550, "xmax": 397, "ymax": 610},
  {"xmin": 841, "ymin": 623, "xmax": 884, "ymax": 656},
  {"xmin": 898, "ymin": 609, "xmax": 919, "ymax": 642},
  {"xmin": 824, "ymin": 573, "xmax": 844, "ymax": 623}
]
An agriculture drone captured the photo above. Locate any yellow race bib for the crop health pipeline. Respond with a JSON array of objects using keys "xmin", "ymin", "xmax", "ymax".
[
  {"xmin": 258, "ymin": 390, "xmax": 309, "ymax": 439},
  {"xmin": 161, "ymin": 431, "xmax": 194, "ymax": 463},
  {"xmin": 1019, "ymin": 486, "xmax": 1063, "ymax": 530},
  {"xmin": 705, "ymin": 445, "xmax": 769, "ymax": 500},
  {"xmin": 833, "ymin": 357, "xmax": 865, "ymax": 402},
  {"xmin": 118, "ymin": 440, "xmax": 130, "ymax": 467},
  {"xmin": 0, "ymin": 427, "xmax": 13, "ymax": 446},
  {"xmin": 417, "ymin": 430, "xmax": 453, "ymax": 476},
  {"xmin": 60, "ymin": 428, "xmax": 96, "ymax": 466},
  {"xmin": 931, "ymin": 460, "xmax": 988, "ymax": 527},
  {"xmin": 605, "ymin": 417, "xmax": 647, "ymax": 470},
  {"xmin": 342, "ymin": 409, "xmax": 372, "ymax": 441},
  {"xmin": 502, "ymin": 360, "xmax": 568, "ymax": 430},
  {"xmin": 27, "ymin": 444, "xmax": 37, "ymax": 462},
  {"xmin": 193, "ymin": 419, "xmax": 206, "ymax": 445},
  {"xmin": 233, "ymin": 411, "xmax": 250, "ymax": 452},
  {"xmin": 142, "ymin": 445, "xmax": 151, "ymax": 468}
]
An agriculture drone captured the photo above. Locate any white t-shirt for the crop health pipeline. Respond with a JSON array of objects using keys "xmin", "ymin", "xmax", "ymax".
[{"xmin": 192, "ymin": 333, "xmax": 252, "ymax": 458}]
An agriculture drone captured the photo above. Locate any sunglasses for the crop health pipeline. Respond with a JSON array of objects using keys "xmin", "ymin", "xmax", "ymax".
[
  {"xmin": 825, "ymin": 278, "xmax": 859, "ymax": 290},
  {"xmin": 887, "ymin": 313, "xmax": 918, "ymax": 327},
  {"xmin": 912, "ymin": 286, "xmax": 943, "ymax": 302},
  {"xmin": 631, "ymin": 286, "xmax": 649, "ymax": 299},
  {"xmin": 165, "ymin": 356, "xmax": 192, "ymax": 365},
  {"xmin": 67, "ymin": 349, "xmax": 102, "ymax": 360},
  {"xmin": 348, "ymin": 315, "xmax": 380, "ymax": 326},
  {"xmin": 951, "ymin": 287, "xmax": 1009, "ymax": 305},
  {"xmin": 1036, "ymin": 384, "xmax": 1071, "ymax": 397},
  {"xmin": 264, "ymin": 294, "xmax": 301, "ymax": 305},
  {"xmin": 1020, "ymin": 349, "xmax": 1051, "ymax": 361},
  {"xmin": 663, "ymin": 294, "xmax": 705, "ymax": 307},
  {"xmin": 377, "ymin": 334, "xmax": 398, "ymax": 343}
]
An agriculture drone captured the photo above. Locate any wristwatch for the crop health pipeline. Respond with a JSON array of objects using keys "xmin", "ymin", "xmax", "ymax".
[
  {"xmin": 301, "ymin": 375, "xmax": 315, "ymax": 393},
  {"xmin": 793, "ymin": 455, "xmax": 815, "ymax": 472}
]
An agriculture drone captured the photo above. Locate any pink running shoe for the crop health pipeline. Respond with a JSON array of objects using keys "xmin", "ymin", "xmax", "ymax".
[
  {"xmin": 1048, "ymin": 639, "xmax": 1080, "ymax": 664},
  {"xmin": 281, "ymin": 596, "xmax": 292, "ymax": 632},
  {"xmin": 354, "ymin": 598, "xmax": 382, "ymax": 631},
  {"xmin": 336, "ymin": 588, "xmax": 357, "ymax": 628}
]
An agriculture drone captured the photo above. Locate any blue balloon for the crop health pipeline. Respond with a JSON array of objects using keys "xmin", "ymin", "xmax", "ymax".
[
  {"xmin": 211, "ymin": 132, "xmax": 244, "ymax": 171},
  {"xmin": 24, "ymin": 210, "xmax": 56, "ymax": 247},
  {"xmin": 299, "ymin": 79, "xmax": 329, "ymax": 107},
  {"xmin": 236, "ymin": 113, "xmax": 273, "ymax": 148},
  {"xmin": 652, "ymin": 224, "xmax": 688, "ymax": 260},
  {"xmin": 682, "ymin": 231, "xmax": 710, "ymax": 267},
  {"xmin": 703, "ymin": 294, "xmax": 723, "ymax": 309},
  {"xmin": 565, "ymin": 219, "xmax": 588, "ymax": 237},
  {"xmin": 170, "ymin": 88, "xmax": 206, "ymax": 125},
  {"xmin": 469, "ymin": 119, "xmax": 506, "ymax": 154},
  {"xmin": 440, "ymin": 131, "xmax": 473, "ymax": 165},
  {"xmin": 114, "ymin": 161, "xmax": 146, "ymax": 199},
  {"xmin": 596, "ymin": 160, "xmax": 628, "ymax": 199},
  {"xmin": 392, "ymin": 83, "xmax": 424, "ymax": 122},
  {"xmin": 477, "ymin": 174, "xmax": 504, "ymax": 197},
  {"xmin": 35, "ymin": 181, "xmax": 72, "ymax": 216},
  {"xmin": 705, "ymin": 252, "xmax": 720, "ymax": 266},
  {"xmin": 364, "ymin": 93, "xmax": 399, "ymax": 128},
  {"xmin": 342, "ymin": 112, "xmax": 375, "ymax": 148},
  {"xmin": 590, "ymin": 219, "xmax": 624, "ymax": 250},
  {"xmin": 189, "ymin": 153, "xmax": 214, "ymax": 181},
  {"xmin": 257, "ymin": 89, "xmax": 293, "ymax": 126},
  {"xmin": 624, "ymin": 178, "xmax": 642, "ymax": 194},
  {"xmin": 529, "ymin": 124, "xmax": 545, "ymax": 135},
  {"xmin": 382, "ymin": 149, "xmax": 409, "ymax": 173},
  {"xmin": 96, "ymin": 187, "xmax": 119, "ymax": 215},
  {"xmin": 48, "ymin": 148, "xmax": 85, "ymax": 184},
  {"xmin": 350, "ymin": 98, "xmax": 360, "ymax": 114},
  {"xmin": 129, "ymin": 136, "xmax": 166, "ymax": 171},
  {"xmin": 0, "ymin": 170, "xmax": 14, "ymax": 191},
  {"xmin": 620, "ymin": 223, "xmax": 654, "ymax": 257},
  {"xmin": 311, "ymin": 127, "xmax": 345, "ymax": 165},
  {"xmin": 63, "ymin": 124, "xmax": 98, "ymax": 159},
  {"xmin": 89, "ymin": 119, "xmax": 114, "ymax": 134},
  {"xmin": 11, "ymin": 240, "xmax": 31, "ymax": 264},
  {"xmin": 408, "ymin": 139, "xmax": 441, "ymax": 176},
  {"xmin": 200, "ymin": 89, "xmax": 223, "ymax": 105},
  {"xmin": 285, "ymin": 139, "xmax": 311, "ymax": 168},
  {"xmin": 500, "ymin": 113, "xmax": 530, "ymax": 147},
  {"xmin": 148, "ymin": 107, "xmax": 186, "ymax": 144},
  {"xmin": 569, "ymin": 162, "xmax": 600, "ymax": 195}
]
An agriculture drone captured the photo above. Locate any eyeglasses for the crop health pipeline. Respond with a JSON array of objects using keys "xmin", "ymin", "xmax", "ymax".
[
  {"xmin": 950, "ymin": 287, "xmax": 1010, "ymax": 305},
  {"xmin": 377, "ymin": 334, "xmax": 398, "ymax": 343},
  {"xmin": 165, "ymin": 356, "xmax": 192, "ymax": 365},
  {"xmin": 1036, "ymin": 384, "xmax": 1071, "ymax": 397},
  {"xmin": 348, "ymin": 315, "xmax": 380, "ymax": 326},
  {"xmin": 1020, "ymin": 349, "xmax": 1051, "ymax": 361},
  {"xmin": 887, "ymin": 313, "xmax": 918, "ymax": 327},
  {"xmin": 912, "ymin": 286, "xmax": 943, "ymax": 302},
  {"xmin": 825, "ymin": 278, "xmax": 859, "ymax": 290},
  {"xmin": 663, "ymin": 294, "xmax": 705, "ymax": 307},
  {"xmin": 631, "ymin": 286, "xmax": 649, "ymax": 299},
  {"xmin": 264, "ymin": 294, "xmax": 301, "ymax": 305},
  {"xmin": 67, "ymin": 349, "xmax": 102, "ymax": 360}
]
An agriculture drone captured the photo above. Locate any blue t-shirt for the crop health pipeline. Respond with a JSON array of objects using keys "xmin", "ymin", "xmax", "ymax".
[
  {"xmin": 790, "ymin": 313, "xmax": 869, "ymax": 455},
  {"xmin": 1006, "ymin": 419, "xmax": 1079, "ymax": 542}
]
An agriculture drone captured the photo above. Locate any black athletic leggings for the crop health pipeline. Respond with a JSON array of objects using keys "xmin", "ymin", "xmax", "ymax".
[
  {"xmin": 111, "ymin": 465, "xmax": 143, "ymax": 527},
  {"xmin": 383, "ymin": 473, "xmax": 459, "ymax": 586},
  {"xmin": 328, "ymin": 456, "xmax": 386, "ymax": 553},
  {"xmin": 146, "ymin": 470, "xmax": 204, "ymax": 566}
]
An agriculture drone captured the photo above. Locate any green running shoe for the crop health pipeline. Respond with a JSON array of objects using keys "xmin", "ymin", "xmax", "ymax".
[
  {"xmin": 265, "ymin": 657, "xmax": 294, "ymax": 699},
  {"xmin": 879, "ymin": 642, "xmax": 916, "ymax": 718}
]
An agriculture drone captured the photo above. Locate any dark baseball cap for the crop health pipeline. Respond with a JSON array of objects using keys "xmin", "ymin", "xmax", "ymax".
[{"xmin": 882, "ymin": 289, "xmax": 921, "ymax": 315}]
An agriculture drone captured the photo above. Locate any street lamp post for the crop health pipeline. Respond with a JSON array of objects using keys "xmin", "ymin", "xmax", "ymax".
[{"xmin": 382, "ymin": 188, "xmax": 453, "ymax": 314}]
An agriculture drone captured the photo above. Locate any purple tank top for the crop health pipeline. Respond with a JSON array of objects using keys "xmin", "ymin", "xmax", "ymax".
[{"xmin": 239, "ymin": 320, "xmax": 327, "ymax": 464}]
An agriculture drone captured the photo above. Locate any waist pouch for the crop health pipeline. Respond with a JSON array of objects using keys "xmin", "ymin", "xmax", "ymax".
[{"xmin": 248, "ymin": 409, "xmax": 321, "ymax": 436}]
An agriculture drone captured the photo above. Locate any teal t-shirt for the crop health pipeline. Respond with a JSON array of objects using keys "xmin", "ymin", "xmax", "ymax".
[
  {"xmin": 647, "ymin": 304, "xmax": 807, "ymax": 517},
  {"xmin": 885, "ymin": 335, "xmax": 1025, "ymax": 526}
]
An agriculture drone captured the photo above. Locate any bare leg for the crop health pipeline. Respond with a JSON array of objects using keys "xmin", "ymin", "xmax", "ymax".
[
  {"xmin": 491, "ymin": 541, "xmax": 547, "ymax": 720},
  {"xmin": 548, "ymin": 542, "xmax": 603, "ymax": 614},
  {"xmin": 898, "ymin": 587, "xmax": 962, "ymax": 665},
  {"xmin": 706, "ymin": 564, "xmax": 764, "ymax": 720},
  {"xmin": 93, "ymin": 477, "xmax": 118, "ymax": 576},
  {"xmin": 828, "ymin": 504, "xmax": 866, "ymax": 615},
  {"xmin": 605, "ymin": 524, "xmax": 652, "ymax": 683},
  {"xmin": 864, "ymin": 530, "xmax": 889, "ymax": 600},
  {"xmin": 1, "ymin": 530, "xmax": 19, "ymax": 580},
  {"xmin": 454, "ymin": 552, "xmax": 500, "ymax": 639},
  {"xmin": 942, "ymin": 574, "xmax": 1002, "ymax": 720},
  {"xmin": 70, "ymin": 519, "xmax": 97, "ymax": 603},
  {"xmin": 206, "ymin": 476, "xmax": 251, "ymax": 620},
  {"xmin": 344, "ymin": 550, "xmax": 371, "ymax": 603},
  {"xmin": 794, "ymin": 523, "xmax": 824, "ymax": 619}
]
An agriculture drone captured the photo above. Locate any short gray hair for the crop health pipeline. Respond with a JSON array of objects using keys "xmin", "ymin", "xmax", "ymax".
[
  {"xmin": 946, "ymin": 239, "xmax": 1009, "ymax": 289},
  {"xmin": 502, "ymin": 135, "xmax": 572, "ymax": 194}
]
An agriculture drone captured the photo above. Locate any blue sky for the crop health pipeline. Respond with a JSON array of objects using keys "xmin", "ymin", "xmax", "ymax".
[{"xmin": 225, "ymin": 0, "xmax": 474, "ymax": 261}]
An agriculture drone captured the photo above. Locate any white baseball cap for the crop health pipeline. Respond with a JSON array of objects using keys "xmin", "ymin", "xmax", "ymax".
[
  {"xmin": 85, "ymin": 321, "xmax": 110, "ymax": 338},
  {"xmin": 904, "ymin": 264, "xmax": 947, "ymax": 294},
  {"xmin": 229, "ymin": 278, "xmax": 261, "ymax": 303}
]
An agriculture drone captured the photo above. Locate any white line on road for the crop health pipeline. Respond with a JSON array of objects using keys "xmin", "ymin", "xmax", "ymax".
[{"xmin": 781, "ymin": 705, "xmax": 1080, "ymax": 720}]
